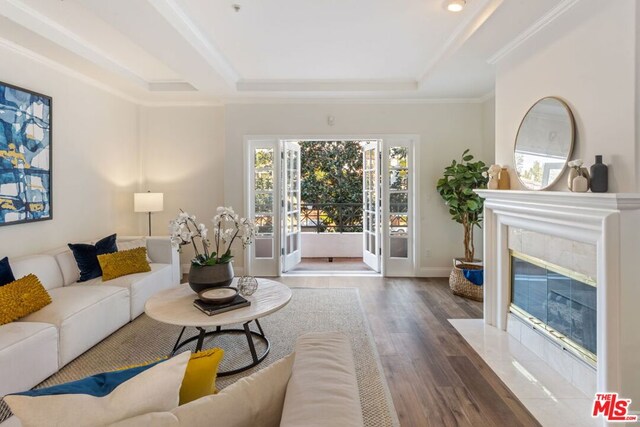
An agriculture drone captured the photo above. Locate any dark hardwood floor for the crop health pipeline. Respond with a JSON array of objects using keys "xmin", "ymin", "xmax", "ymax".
[{"xmin": 277, "ymin": 275, "xmax": 541, "ymax": 427}]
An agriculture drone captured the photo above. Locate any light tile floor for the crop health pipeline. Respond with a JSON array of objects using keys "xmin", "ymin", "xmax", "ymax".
[{"xmin": 450, "ymin": 319, "xmax": 599, "ymax": 427}]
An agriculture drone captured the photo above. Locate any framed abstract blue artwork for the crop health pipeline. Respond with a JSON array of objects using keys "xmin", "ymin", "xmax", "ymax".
[{"xmin": 0, "ymin": 82, "xmax": 52, "ymax": 226}]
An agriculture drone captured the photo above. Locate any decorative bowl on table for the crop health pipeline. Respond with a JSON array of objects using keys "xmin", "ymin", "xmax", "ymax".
[{"xmin": 197, "ymin": 287, "xmax": 238, "ymax": 305}]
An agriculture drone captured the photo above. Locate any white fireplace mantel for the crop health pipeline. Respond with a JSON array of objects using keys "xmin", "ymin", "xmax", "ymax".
[{"xmin": 475, "ymin": 189, "xmax": 640, "ymax": 405}]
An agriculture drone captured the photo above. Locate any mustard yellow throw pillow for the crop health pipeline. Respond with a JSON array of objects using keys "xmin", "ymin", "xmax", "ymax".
[
  {"xmin": 0, "ymin": 274, "xmax": 51, "ymax": 325},
  {"xmin": 97, "ymin": 247, "xmax": 151, "ymax": 281},
  {"xmin": 180, "ymin": 348, "xmax": 225, "ymax": 405}
]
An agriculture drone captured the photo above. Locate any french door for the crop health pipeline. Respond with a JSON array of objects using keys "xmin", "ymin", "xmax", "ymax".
[
  {"xmin": 281, "ymin": 141, "xmax": 302, "ymax": 272},
  {"xmin": 382, "ymin": 138, "xmax": 415, "ymax": 276},
  {"xmin": 362, "ymin": 141, "xmax": 380, "ymax": 271},
  {"xmin": 246, "ymin": 136, "xmax": 417, "ymax": 277}
]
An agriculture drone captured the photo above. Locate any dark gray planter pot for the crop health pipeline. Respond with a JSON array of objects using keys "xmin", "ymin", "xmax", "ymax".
[{"xmin": 188, "ymin": 263, "xmax": 234, "ymax": 293}]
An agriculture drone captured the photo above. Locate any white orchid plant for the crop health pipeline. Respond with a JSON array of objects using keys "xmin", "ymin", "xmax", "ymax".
[{"xmin": 169, "ymin": 207, "xmax": 256, "ymax": 266}]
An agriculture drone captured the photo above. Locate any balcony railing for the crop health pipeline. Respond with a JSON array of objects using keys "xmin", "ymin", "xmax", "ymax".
[{"xmin": 301, "ymin": 203, "xmax": 362, "ymax": 233}]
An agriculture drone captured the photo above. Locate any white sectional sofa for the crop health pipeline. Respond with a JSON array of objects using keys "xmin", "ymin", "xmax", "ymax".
[
  {"xmin": 0, "ymin": 236, "xmax": 180, "ymax": 399},
  {"xmin": 112, "ymin": 332, "xmax": 365, "ymax": 427}
]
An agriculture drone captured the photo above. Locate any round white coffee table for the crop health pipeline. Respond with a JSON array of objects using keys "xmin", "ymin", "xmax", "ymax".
[{"xmin": 145, "ymin": 278, "xmax": 291, "ymax": 376}]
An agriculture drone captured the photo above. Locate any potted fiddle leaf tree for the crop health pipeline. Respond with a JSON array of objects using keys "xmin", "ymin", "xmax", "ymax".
[{"xmin": 436, "ymin": 149, "xmax": 488, "ymax": 301}]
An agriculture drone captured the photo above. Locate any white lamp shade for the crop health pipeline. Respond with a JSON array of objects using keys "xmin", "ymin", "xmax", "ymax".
[{"xmin": 134, "ymin": 193, "xmax": 164, "ymax": 213}]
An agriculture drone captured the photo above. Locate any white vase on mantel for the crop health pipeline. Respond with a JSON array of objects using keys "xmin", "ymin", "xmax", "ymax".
[
  {"xmin": 568, "ymin": 167, "xmax": 590, "ymax": 191},
  {"xmin": 571, "ymin": 175, "xmax": 588, "ymax": 192}
]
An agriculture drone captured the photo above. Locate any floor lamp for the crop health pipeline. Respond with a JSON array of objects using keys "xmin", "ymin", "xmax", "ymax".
[{"xmin": 134, "ymin": 192, "xmax": 164, "ymax": 236}]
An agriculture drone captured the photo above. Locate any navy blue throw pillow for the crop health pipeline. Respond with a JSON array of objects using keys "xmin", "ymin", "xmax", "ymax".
[
  {"xmin": 0, "ymin": 257, "xmax": 15, "ymax": 286},
  {"xmin": 68, "ymin": 234, "xmax": 118, "ymax": 282}
]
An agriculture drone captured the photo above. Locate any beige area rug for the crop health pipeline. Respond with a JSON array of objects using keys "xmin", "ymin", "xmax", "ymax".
[{"xmin": 1, "ymin": 288, "xmax": 399, "ymax": 427}]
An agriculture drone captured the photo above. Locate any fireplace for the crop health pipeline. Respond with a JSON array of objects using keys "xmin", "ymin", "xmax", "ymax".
[
  {"xmin": 475, "ymin": 189, "xmax": 640, "ymax": 406},
  {"xmin": 510, "ymin": 251, "xmax": 596, "ymax": 366}
]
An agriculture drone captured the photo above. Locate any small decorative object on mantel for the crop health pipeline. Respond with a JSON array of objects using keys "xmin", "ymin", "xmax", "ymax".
[
  {"xmin": 567, "ymin": 159, "xmax": 590, "ymax": 192},
  {"xmin": 487, "ymin": 164, "xmax": 501, "ymax": 190},
  {"xmin": 170, "ymin": 207, "xmax": 256, "ymax": 293},
  {"xmin": 498, "ymin": 167, "xmax": 511, "ymax": 190},
  {"xmin": 436, "ymin": 149, "xmax": 488, "ymax": 301},
  {"xmin": 590, "ymin": 155, "xmax": 608, "ymax": 192},
  {"xmin": 237, "ymin": 276, "xmax": 259, "ymax": 296}
]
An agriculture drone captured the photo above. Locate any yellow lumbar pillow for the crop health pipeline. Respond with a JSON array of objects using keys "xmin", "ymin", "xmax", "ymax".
[
  {"xmin": 180, "ymin": 348, "xmax": 225, "ymax": 405},
  {"xmin": 97, "ymin": 247, "xmax": 151, "ymax": 281},
  {"xmin": 0, "ymin": 274, "xmax": 51, "ymax": 325}
]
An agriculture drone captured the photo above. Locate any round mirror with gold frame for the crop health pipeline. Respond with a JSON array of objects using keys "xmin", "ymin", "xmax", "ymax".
[{"xmin": 514, "ymin": 97, "xmax": 575, "ymax": 190}]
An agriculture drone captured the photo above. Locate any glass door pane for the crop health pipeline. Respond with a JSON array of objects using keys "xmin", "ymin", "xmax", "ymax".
[
  {"xmin": 282, "ymin": 141, "xmax": 301, "ymax": 272},
  {"xmin": 253, "ymin": 147, "xmax": 275, "ymax": 259},
  {"xmin": 362, "ymin": 141, "xmax": 380, "ymax": 271}
]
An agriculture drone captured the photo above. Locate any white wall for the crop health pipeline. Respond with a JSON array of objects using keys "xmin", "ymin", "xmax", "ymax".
[
  {"xmin": 301, "ymin": 232, "xmax": 362, "ymax": 258},
  {"xmin": 139, "ymin": 106, "xmax": 225, "ymax": 267},
  {"xmin": 482, "ymin": 96, "xmax": 496, "ymax": 163},
  {"xmin": 495, "ymin": 0, "xmax": 638, "ymax": 192},
  {"xmin": 224, "ymin": 102, "xmax": 490, "ymax": 274},
  {"xmin": 0, "ymin": 46, "xmax": 140, "ymax": 258}
]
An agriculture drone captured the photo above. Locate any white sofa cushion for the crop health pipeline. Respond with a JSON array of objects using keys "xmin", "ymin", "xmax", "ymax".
[
  {"xmin": 108, "ymin": 412, "xmax": 179, "ymax": 427},
  {"xmin": 4, "ymin": 352, "xmax": 190, "ymax": 427},
  {"xmin": 18, "ymin": 286, "xmax": 130, "ymax": 366},
  {"xmin": 172, "ymin": 353, "xmax": 294, "ymax": 427},
  {"xmin": 0, "ymin": 322, "xmax": 58, "ymax": 396},
  {"xmin": 280, "ymin": 332, "xmax": 364, "ymax": 427},
  {"xmin": 8, "ymin": 256, "xmax": 63, "ymax": 291},
  {"xmin": 51, "ymin": 250, "xmax": 80, "ymax": 286},
  {"xmin": 81, "ymin": 264, "xmax": 175, "ymax": 319}
]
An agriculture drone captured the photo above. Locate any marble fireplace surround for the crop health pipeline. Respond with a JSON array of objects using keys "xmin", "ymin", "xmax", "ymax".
[{"xmin": 475, "ymin": 190, "xmax": 640, "ymax": 405}]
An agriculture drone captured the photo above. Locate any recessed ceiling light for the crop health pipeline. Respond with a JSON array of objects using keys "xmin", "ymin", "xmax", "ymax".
[{"xmin": 447, "ymin": 0, "xmax": 466, "ymax": 12}]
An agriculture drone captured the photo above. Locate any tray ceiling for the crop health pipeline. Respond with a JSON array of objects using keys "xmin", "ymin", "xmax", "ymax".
[{"xmin": 0, "ymin": 0, "xmax": 571, "ymax": 104}]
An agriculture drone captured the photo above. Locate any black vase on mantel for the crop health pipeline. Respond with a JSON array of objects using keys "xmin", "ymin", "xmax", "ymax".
[{"xmin": 590, "ymin": 155, "xmax": 608, "ymax": 193}]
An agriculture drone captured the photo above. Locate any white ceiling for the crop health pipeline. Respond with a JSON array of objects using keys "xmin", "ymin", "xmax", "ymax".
[{"xmin": 0, "ymin": 0, "xmax": 572, "ymax": 104}]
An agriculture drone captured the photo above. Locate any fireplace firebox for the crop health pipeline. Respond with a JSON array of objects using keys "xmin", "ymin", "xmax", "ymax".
[{"xmin": 510, "ymin": 250, "xmax": 596, "ymax": 366}]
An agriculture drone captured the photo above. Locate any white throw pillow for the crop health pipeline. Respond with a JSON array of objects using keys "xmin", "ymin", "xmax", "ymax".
[
  {"xmin": 172, "ymin": 354, "xmax": 295, "ymax": 427},
  {"xmin": 4, "ymin": 352, "xmax": 190, "ymax": 427},
  {"xmin": 117, "ymin": 238, "xmax": 152, "ymax": 262}
]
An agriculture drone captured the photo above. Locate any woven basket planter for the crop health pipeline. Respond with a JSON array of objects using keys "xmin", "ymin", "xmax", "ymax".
[{"xmin": 449, "ymin": 259, "xmax": 483, "ymax": 302}]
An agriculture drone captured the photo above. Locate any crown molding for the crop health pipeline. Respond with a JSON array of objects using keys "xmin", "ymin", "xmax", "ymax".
[
  {"xmin": 0, "ymin": 36, "xmax": 224, "ymax": 107},
  {"xmin": 147, "ymin": 0, "xmax": 239, "ymax": 88},
  {"xmin": 222, "ymin": 96, "xmax": 488, "ymax": 105},
  {"xmin": 0, "ymin": 35, "xmax": 489, "ymax": 107},
  {"xmin": 0, "ymin": 37, "xmax": 141, "ymax": 104},
  {"xmin": 478, "ymin": 90, "xmax": 495, "ymax": 103},
  {"xmin": 0, "ymin": 0, "xmax": 151, "ymax": 89},
  {"xmin": 418, "ymin": 0, "xmax": 503, "ymax": 88},
  {"xmin": 236, "ymin": 80, "xmax": 417, "ymax": 92},
  {"xmin": 139, "ymin": 100, "xmax": 224, "ymax": 107},
  {"xmin": 487, "ymin": 0, "xmax": 582, "ymax": 65}
]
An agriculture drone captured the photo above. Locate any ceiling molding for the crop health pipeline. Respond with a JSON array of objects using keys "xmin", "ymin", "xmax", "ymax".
[
  {"xmin": 0, "ymin": 36, "xmax": 224, "ymax": 107},
  {"xmin": 0, "ymin": 36, "xmax": 141, "ymax": 104},
  {"xmin": 147, "ymin": 0, "xmax": 239, "ymax": 88},
  {"xmin": 0, "ymin": 33, "xmax": 488, "ymax": 107},
  {"xmin": 487, "ymin": 0, "xmax": 582, "ymax": 65},
  {"xmin": 418, "ymin": 0, "xmax": 504, "ymax": 88},
  {"xmin": 148, "ymin": 81, "xmax": 197, "ymax": 92},
  {"xmin": 236, "ymin": 80, "xmax": 418, "ymax": 92},
  {"xmin": 0, "ymin": 0, "xmax": 151, "ymax": 89},
  {"xmin": 478, "ymin": 90, "xmax": 495, "ymax": 103},
  {"xmin": 222, "ymin": 97, "xmax": 488, "ymax": 105},
  {"xmin": 139, "ymin": 100, "xmax": 223, "ymax": 107}
]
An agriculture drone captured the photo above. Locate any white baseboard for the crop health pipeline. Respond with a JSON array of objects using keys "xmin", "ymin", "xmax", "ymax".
[{"xmin": 416, "ymin": 267, "xmax": 452, "ymax": 277}]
